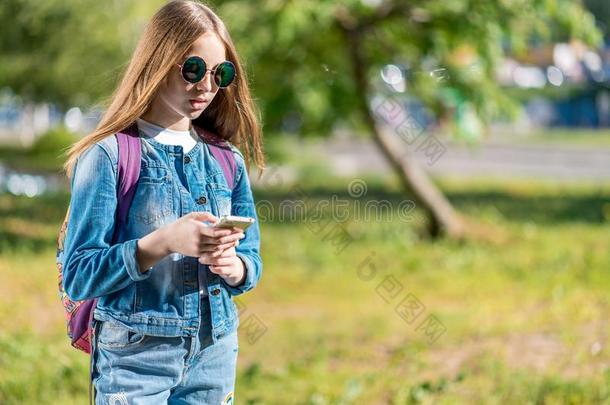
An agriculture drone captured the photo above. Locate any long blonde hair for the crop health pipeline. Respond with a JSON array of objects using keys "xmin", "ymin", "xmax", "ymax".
[{"xmin": 62, "ymin": 0, "xmax": 264, "ymax": 181}]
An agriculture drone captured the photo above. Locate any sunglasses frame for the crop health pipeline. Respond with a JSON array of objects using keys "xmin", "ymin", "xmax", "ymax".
[{"xmin": 176, "ymin": 56, "xmax": 236, "ymax": 88}]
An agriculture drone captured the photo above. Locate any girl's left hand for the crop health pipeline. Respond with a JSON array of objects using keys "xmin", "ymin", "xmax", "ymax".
[{"xmin": 200, "ymin": 246, "xmax": 246, "ymax": 287}]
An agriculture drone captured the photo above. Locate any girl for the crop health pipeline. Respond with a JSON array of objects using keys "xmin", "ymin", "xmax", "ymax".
[{"xmin": 61, "ymin": 1, "xmax": 264, "ymax": 403}]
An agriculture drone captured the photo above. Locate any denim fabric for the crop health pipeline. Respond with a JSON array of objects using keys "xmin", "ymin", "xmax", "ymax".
[
  {"xmin": 91, "ymin": 296, "xmax": 238, "ymax": 404},
  {"xmin": 61, "ymin": 128, "xmax": 262, "ymax": 343}
]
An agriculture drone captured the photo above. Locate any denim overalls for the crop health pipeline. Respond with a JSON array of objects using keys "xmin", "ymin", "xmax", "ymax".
[{"xmin": 61, "ymin": 126, "xmax": 262, "ymax": 404}]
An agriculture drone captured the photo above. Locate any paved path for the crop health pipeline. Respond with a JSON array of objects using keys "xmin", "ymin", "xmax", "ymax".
[{"xmin": 317, "ymin": 138, "xmax": 610, "ymax": 181}]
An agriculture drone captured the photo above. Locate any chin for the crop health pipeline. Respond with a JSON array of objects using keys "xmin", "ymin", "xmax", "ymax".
[
  {"xmin": 186, "ymin": 108, "xmax": 205, "ymax": 119},
  {"xmin": 190, "ymin": 111, "xmax": 205, "ymax": 120}
]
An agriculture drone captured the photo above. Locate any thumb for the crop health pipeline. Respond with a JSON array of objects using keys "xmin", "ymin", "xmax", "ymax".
[{"xmin": 189, "ymin": 211, "xmax": 218, "ymax": 225}]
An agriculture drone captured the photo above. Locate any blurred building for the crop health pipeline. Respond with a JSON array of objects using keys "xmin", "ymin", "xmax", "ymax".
[{"xmin": 498, "ymin": 40, "xmax": 610, "ymax": 128}]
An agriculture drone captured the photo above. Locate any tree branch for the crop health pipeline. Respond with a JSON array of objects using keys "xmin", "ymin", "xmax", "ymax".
[
  {"xmin": 334, "ymin": 1, "xmax": 412, "ymax": 34},
  {"xmin": 359, "ymin": 0, "xmax": 412, "ymax": 31}
]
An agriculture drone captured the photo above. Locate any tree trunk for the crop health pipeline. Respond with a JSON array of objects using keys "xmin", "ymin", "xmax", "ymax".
[
  {"xmin": 369, "ymin": 118, "xmax": 464, "ymax": 239},
  {"xmin": 339, "ymin": 23, "xmax": 464, "ymax": 239}
]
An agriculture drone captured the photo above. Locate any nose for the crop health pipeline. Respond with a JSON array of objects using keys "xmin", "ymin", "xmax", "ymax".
[{"xmin": 196, "ymin": 70, "xmax": 214, "ymax": 92}]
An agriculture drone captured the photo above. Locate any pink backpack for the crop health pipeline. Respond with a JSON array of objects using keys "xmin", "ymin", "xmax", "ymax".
[{"xmin": 56, "ymin": 122, "xmax": 237, "ymax": 403}]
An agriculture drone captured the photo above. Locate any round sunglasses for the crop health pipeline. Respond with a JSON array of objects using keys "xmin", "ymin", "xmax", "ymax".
[{"xmin": 176, "ymin": 56, "xmax": 236, "ymax": 88}]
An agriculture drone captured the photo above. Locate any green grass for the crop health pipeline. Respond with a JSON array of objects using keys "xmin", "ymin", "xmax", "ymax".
[{"xmin": 1, "ymin": 177, "xmax": 610, "ymax": 404}]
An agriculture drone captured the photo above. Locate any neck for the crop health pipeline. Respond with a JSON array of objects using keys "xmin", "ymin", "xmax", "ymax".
[{"xmin": 141, "ymin": 100, "xmax": 191, "ymax": 131}]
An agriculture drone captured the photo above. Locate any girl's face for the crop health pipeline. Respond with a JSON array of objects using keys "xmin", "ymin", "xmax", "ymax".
[{"xmin": 150, "ymin": 32, "xmax": 227, "ymax": 126}]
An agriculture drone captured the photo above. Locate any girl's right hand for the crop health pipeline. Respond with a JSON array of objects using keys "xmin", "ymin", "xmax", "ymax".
[{"xmin": 163, "ymin": 211, "xmax": 244, "ymax": 258}]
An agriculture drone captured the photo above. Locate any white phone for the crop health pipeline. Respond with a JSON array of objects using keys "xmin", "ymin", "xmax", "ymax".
[{"xmin": 214, "ymin": 215, "xmax": 255, "ymax": 231}]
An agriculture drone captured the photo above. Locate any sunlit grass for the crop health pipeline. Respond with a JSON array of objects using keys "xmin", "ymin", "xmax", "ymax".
[{"xmin": 1, "ymin": 177, "xmax": 610, "ymax": 404}]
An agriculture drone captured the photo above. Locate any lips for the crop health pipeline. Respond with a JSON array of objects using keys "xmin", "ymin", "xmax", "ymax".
[{"xmin": 189, "ymin": 99, "xmax": 208, "ymax": 109}]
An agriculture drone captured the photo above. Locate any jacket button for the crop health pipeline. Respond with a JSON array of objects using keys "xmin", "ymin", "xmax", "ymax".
[
  {"xmin": 197, "ymin": 195, "xmax": 207, "ymax": 204},
  {"xmin": 184, "ymin": 155, "xmax": 191, "ymax": 164},
  {"xmin": 211, "ymin": 288, "xmax": 221, "ymax": 296}
]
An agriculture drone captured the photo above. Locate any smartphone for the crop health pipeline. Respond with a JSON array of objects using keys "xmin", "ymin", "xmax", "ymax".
[{"xmin": 214, "ymin": 215, "xmax": 255, "ymax": 231}]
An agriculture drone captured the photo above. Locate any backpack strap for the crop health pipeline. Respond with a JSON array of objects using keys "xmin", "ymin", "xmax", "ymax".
[
  {"xmin": 113, "ymin": 123, "xmax": 142, "ymax": 241},
  {"xmin": 192, "ymin": 125, "xmax": 237, "ymax": 189},
  {"xmin": 88, "ymin": 122, "xmax": 141, "ymax": 405},
  {"xmin": 66, "ymin": 123, "xmax": 142, "ymax": 357}
]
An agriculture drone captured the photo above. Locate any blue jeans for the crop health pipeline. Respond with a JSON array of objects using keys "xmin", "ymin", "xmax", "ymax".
[{"xmin": 91, "ymin": 296, "xmax": 238, "ymax": 404}]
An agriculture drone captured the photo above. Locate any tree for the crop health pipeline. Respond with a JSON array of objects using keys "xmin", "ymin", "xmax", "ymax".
[
  {"xmin": 584, "ymin": 0, "xmax": 610, "ymax": 39},
  {"xmin": 215, "ymin": 0, "xmax": 601, "ymax": 238},
  {"xmin": 0, "ymin": 0, "xmax": 602, "ymax": 238},
  {"xmin": 0, "ymin": 0, "xmax": 162, "ymax": 108}
]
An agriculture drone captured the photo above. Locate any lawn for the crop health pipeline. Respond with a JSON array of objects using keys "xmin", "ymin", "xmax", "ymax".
[{"xmin": 0, "ymin": 175, "xmax": 609, "ymax": 404}]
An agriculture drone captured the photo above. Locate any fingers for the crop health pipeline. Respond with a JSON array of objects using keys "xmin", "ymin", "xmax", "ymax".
[
  {"xmin": 198, "ymin": 249, "xmax": 237, "ymax": 266},
  {"xmin": 209, "ymin": 256, "xmax": 234, "ymax": 266},
  {"xmin": 190, "ymin": 215, "xmax": 245, "ymax": 261},
  {"xmin": 200, "ymin": 225, "xmax": 242, "ymax": 239},
  {"xmin": 206, "ymin": 244, "xmax": 236, "ymax": 257},
  {"xmin": 198, "ymin": 244, "xmax": 221, "ymax": 254},
  {"xmin": 189, "ymin": 211, "xmax": 218, "ymax": 224},
  {"xmin": 200, "ymin": 231, "xmax": 244, "ymax": 246},
  {"xmin": 198, "ymin": 242, "xmax": 232, "ymax": 256},
  {"xmin": 208, "ymin": 264, "xmax": 234, "ymax": 276},
  {"xmin": 216, "ymin": 231, "xmax": 244, "ymax": 245},
  {"xmin": 198, "ymin": 235, "xmax": 240, "ymax": 261},
  {"xmin": 212, "ymin": 239, "xmax": 239, "ymax": 252}
]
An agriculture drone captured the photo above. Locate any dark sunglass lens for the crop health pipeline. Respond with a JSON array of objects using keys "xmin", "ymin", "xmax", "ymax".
[
  {"xmin": 214, "ymin": 61, "xmax": 236, "ymax": 87},
  {"xmin": 182, "ymin": 57, "xmax": 205, "ymax": 83}
]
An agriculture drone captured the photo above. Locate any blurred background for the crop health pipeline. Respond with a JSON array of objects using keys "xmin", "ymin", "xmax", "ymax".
[{"xmin": 1, "ymin": 0, "xmax": 610, "ymax": 403}]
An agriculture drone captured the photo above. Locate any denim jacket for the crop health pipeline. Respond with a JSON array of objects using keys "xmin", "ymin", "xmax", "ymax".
[{"xmin": 61, "ymin": 127, "xmax": 262, "ymax": 343}]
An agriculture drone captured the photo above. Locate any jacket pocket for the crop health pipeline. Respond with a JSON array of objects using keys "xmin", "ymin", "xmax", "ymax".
[
  {"xmin": 97, "ymin": 320, "xmax": 148, "ymax": 350},
  {"xmin": 208, "ymin": 183, "xmax": 232, "ymax": 217},
  {"xmin": 129, "ymin": 168, "xmax": 174, "ymax": 226}
]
